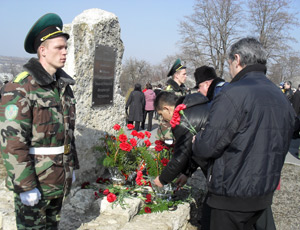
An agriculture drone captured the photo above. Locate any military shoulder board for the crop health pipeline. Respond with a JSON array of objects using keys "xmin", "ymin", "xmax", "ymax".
[{"xmin": 13, "ymin": 71, "xmax": 30, "ymax": 83}]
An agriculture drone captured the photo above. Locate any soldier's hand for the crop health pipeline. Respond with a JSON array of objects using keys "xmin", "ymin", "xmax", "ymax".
[{"xmin": 20, "ymin": 188, "xmax": 41, "ymax": 206}]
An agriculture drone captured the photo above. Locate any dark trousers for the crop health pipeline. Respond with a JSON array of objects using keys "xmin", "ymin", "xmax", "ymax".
[
  {"xmin": 254, "ymin": 206, "xmax": 276, "ymax": 230},
  {"xmin": 141, "ymin": 110, "xmax": 154, "ymax": 131},
  {"xmin": 210, "ymin": 208, "xmax": 264, "ymax": 230},
  {"xmin": 200, "ymin": 195, "xmax": 211, "ymax": 230}
]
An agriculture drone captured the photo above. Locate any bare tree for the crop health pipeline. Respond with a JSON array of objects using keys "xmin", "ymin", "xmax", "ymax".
[
  {"xmin": 178, "ymin": 0, "xmax": 243, "ymax": 78},
  {"xmin": 119, "ymin": 58, "xmax": 153, "ymax": 96},
  {"xmin": 248, "ymin": 0, "xmax": 299, "ymax": 61},
  {"xmin": 268, "ymin": 52, "xmax": 300, "ymax": 85}
]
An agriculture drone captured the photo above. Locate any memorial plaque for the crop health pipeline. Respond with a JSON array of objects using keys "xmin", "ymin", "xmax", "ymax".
[{"xmin": 92, "ymin": 45, "xmax": 116, "ymax": 106}]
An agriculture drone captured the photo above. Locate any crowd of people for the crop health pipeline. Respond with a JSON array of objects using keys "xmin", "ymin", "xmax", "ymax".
[
  {"xmin": 0, "ymin": 11, "xmax": 299, "ymax": 230},
  {"xmin": 150, "ymin": 38, "xmax": 297, "ymax": 230},
  {"xmin": 123, "ymin": 40, "xmax": 300, "ymax": 230}
]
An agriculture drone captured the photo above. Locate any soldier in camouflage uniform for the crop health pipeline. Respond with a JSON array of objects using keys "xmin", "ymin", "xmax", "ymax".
[
  {"xmin": 0, "ymin": 13, "xmax": 79, "ymax": 229},
  {"xmin": 156, "ymin": 59, "xmax": 188, "ymax": 142}
]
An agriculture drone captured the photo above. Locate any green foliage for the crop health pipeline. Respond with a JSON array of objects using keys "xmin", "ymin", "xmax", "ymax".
[
  {"xmin": 140, "ymin": 150, "xmax": 158, "ymax": 177},
  {"xmin": 140, "ymin": 147, "xmax": 172, "ymax": 178},
  {"xmin": 138, "ymin": 198, "xmax": 185, "ymax": 214}
]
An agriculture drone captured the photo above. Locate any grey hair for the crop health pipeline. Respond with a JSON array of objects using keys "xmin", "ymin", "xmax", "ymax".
[{"xmin": 228, "ymin": 37, "xmax": 267, "ymax": 66}]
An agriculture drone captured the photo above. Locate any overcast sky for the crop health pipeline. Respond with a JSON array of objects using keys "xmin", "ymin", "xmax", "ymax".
[{"xmin": 0, "ymin": 0, "xmax": 299, "ymax": 65}]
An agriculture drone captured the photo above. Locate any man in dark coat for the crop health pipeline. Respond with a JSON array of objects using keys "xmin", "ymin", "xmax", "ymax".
[
  {"xmin": 192, "ymin": 37, "xmax": 296, "ymax": 230},
  {"xmin": 153, "ymin": 92, "xmax": 210, "ymax": 188},
  {"xmin": 292, "ymin": 84, "xmax": 300, "ymax": 140},
  {"xmin": 284, "ymin": 80, "xmax": 294, "ymax": 102},
  {"xmin": 194, "ymin": 65, "xmax": 228, "ymax": 102},
  {"xmin": 126, "ymin": 83, "xmax": 145, "ymax": 131},
  {"xmin": 292, "ymin": 84, "xmax": 300, "ymax": 116}
]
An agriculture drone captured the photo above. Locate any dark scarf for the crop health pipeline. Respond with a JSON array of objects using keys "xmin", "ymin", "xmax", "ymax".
[
  {"xmin": 207, "ymin": 77, "xmax": 225, "ymax": 101},
  {"xmin": 231, "ymin": 64, "xmax": 267, "ymax": 84}
]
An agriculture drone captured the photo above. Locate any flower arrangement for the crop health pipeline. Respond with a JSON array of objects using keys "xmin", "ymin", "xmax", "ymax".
[
  {"xmin": 89, "ymin": 123, "xmax": 190, "ymax": 215},
  {"xmin": 139, "ymin": 140, "xmax": 173, "ymax": 178},
  {"xmin": 95, "ymin": 124, "xmax": 152, "ymax": 178},
  {"xmin": 170, "ymin": 104, "xmax": 197, "ymax": 135},
  {"xmin": 82, "ymin": 176, "xmax": 192, "ymax": 214}
]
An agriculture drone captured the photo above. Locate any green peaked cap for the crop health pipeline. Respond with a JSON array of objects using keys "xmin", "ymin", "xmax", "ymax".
[
  {"xmin": 167, "ymin": 58, "xmax": 186, "ymax": 77},
  {"xmin": 24, "ymin": 13, "xmax": 69, "ymax": 54}
]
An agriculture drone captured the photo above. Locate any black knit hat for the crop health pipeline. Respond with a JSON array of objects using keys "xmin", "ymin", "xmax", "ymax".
[{"xmin": 194, "ymin": 66, "xmax": 217, "ymax": 88}]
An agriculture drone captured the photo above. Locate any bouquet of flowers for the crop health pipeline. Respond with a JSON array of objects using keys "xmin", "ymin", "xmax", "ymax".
[
  {"xmin": 139, "ymin": 140, "xmax": 173, "ymax": 178},
  {"xmin": 170, "ymin": 104, "xmax": 197, "ymax": 135},
  {"xmin": 95, "ymin": 124, "xmax": 152, "ymax": 180}
]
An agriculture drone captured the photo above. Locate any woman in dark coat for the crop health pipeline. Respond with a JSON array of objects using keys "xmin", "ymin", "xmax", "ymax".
[{"xmin": 126, "ymin": 83, "xmax": 145, "ymax": 131}]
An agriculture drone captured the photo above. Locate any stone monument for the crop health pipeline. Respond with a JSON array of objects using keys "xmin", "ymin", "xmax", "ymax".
[{"xmin": 63, "ymin": 8, "xmax": 125, "ymax": 183}]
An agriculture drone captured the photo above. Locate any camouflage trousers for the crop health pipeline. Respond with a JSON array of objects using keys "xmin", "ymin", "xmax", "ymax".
[{"xmin": 14, "ymin": 193, "xmax": 63, "ymax": 230}]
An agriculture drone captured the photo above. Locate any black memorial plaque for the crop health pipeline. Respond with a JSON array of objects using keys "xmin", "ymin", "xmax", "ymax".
[{"xmin": 92, "ymin": 45, "xmax": 116, "ymax": 106}]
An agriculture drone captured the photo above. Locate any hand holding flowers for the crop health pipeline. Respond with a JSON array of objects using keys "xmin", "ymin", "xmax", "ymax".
[{"xmin": 170, "ymin": 104, "xmax": 197, "ymax": 135}]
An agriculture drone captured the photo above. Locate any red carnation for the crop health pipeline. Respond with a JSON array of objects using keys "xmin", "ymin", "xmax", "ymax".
[
  {"xmin": 144, "ymin": 207, "xmax": 152, "ymax": 213},
  {"xmin": 103, "ymin": 189, "xmax": 110, "ymax": 196},
  {"xmin": 137, "ymin": 132, "xmax": 145, "ymax": 139},
  {"xmin": 96, "ymin": 177, "xmax": 103, "ymax": 183},
  {"xmin": 174, "ymin": 104, "xmax": 186, "ymax": 113},
  {"xmin": 136, "ymin": 170, "xmax": 147, "ymax": 186},
  {"xmin": 127, "ymin": 124, "xmax": 135, "ymax": 130},
  {"xmin": 155, "ymin": 140, "xmax": 164, "ymax": 145},
  {"xmin": 94, "ymin": 191, "xmax": 100, "ymax": 199},
  {"xmin": 155, "ymin": 145, "xmax": 164, "ymax": 152},
  {"xmin": 145, "ymin": 193, "xmax": 152, "ymax": 203},
  {"xmin": 144, "ymin": 139, "xmax": 151, "ymax": 147},
  {"xmin": 113, "ymin": 124, "xmax": 121, "ymax": 131},
  {"xmin": 103, "ymin": 178, "xmax": 110, "ymax": 183},
  {"xmin": 107, "ymin": 193, "xmax": 117, "ymax": 203},
  {"xmin": 81, "ymin": 182, "xmax": 90, "ymax": 189},
  {"xmin": 145, "ymin": 131, "xmax": 151, "ymax": 138},
  {"xmin": 130, "ymin": 138, "xmax": 137, "ymax": 147},
  {"xmin": 163, "ymin": 145, "xmax": 170, "ymax": 150},
  {"xmin": 118, "ymin": 134, "xmax": 128, "ymax": 142},
  {"xmin": 120, "ymin": 142, "xmax": 133, "ymax": 152},
  {"xmin": 170, "ymin": 113, "xmax": 181, "ymax": 128},
  {"xmin": 161, "ymin": 158, "xmax": 170, "ymax": 166},
  {"xmin": 131, "ymin": 130, "xmax": 138, "ymax": 136}
]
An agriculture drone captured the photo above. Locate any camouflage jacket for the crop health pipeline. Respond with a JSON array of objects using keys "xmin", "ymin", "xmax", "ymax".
[
  {"xmin": 0, "ymin": 58, "xmax": 79, "ymax": 199},
  {"xmin": 165, "ymin": 78, "xmax": 188, "ymax": 97}
]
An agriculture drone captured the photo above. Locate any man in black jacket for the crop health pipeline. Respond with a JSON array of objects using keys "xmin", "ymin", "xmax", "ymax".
[
  {"xmin": 153, "ymin": 91, "xmax": 210, "ymax": 187},
  {"xmin": 292, "ymin": 84, "xmax": 300, "ymax": 116},
  {"xmin": 284, "ymin": 80, "xmax": 294, "ymax": 102},
  {"xmin": 192, "ymin": 37, "xmax": 296, "ymax": 230}
]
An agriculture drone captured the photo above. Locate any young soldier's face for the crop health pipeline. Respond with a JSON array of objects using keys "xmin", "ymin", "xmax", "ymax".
[
  {"xmin": 41, "ymin": 36, "xmax": 68, "ymax": 70},
  {"xmin": 175, "ymin": 69, "xmax": 187, "ymax": 85}
]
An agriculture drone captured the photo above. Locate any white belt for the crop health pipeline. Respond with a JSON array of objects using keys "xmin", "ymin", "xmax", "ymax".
[{"xmin": 29, "ymin": 146, "xmax": 65, "ymax": 155}]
